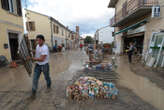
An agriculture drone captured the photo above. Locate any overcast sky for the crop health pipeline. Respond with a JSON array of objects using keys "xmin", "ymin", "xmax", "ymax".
[{"xmin": 23, "ymin": 0, "xmax": 114, "ymax": 37}]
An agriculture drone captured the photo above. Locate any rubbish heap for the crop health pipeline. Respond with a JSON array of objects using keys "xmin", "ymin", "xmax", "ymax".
[
  {"xmin": 94, "ymin": 63, "xmax": 113, "ymax": 71},
  {"xmin": 0, "ymin": 55, "xmax": 8, "ymax": 67},
  {"xmin": 66, "ymin": 76, "xmax": 119, "ymax": 101},
  {"xmin": 83, "ymin": 62, "xmax": 119, "ymax": 82}
]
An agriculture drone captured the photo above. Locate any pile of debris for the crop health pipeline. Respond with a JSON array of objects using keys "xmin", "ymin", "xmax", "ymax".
[
  {"xmin": 0, "ymin": 55, "xmax": 8, "ymax": 67},
  {"xmin": 66, "ymin": 76, "xmax": 119, "ymax": 101},
  {"xmin": 83, "ymin": 62, "xmax": 119, "ymax": 82},
  {"xmin": 89, "ymin": 63, "xmax": 113, "ymax": 71}
]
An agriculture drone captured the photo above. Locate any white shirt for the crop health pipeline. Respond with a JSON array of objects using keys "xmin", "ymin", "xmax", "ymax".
[{"xmin": 35, "ymin": 44, "xmax": 49, "ymax": 65}]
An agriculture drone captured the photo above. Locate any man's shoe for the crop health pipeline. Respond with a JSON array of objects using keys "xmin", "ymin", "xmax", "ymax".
[
  {"xmin": 45, "ymin": 86, "xmax": 51, "ymax": 93},
  {"xmin": 47, "ymin": 85, "xmax": 51, "ymax": 89},
  {"xmin": 31, "ymin": 91, "xmax": 36, "ymax": 100}
]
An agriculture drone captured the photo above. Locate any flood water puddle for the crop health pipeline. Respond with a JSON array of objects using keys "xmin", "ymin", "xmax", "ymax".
[{"xmin": 116, "ymin": 56, "xmax": 164, "ymax": 110}]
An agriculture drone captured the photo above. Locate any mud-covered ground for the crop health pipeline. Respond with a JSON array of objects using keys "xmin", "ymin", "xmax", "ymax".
[
  {"xmin": 130, "ymin": 61, "xmax": 164, "ymax": 89},
  {"xmin": 0, "ymin": 50, "xmax": 158, "ymax": 110}
]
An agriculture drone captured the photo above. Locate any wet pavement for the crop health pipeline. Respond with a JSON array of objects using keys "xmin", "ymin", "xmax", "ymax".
[
  {"xmin": 130, "ymin": 62, "xmax": 164, "ymax": 89},
  {"xmin": 116, "ymin": 56, "xmax": 164, "ymax": 110},
  {"xmin": 0, "ymin": 50, "xmax": 161, "ymax": 110}
]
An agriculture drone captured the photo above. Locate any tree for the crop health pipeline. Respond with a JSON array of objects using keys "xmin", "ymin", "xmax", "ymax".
[{"xmin": 84, "ymin": 36, "xmax": 93, "ymax": 44}]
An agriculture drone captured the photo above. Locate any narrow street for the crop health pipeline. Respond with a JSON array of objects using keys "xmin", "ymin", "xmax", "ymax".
[
  {"xmin": 0, "ymin": 0, "xmax": 164, "ymax": 110},
  {"xmin": 0, "ymin": 50, "xmax": 162, "ymax": 110}
]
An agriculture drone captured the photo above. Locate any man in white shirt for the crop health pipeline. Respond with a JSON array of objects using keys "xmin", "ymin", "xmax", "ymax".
[{"xmin": 29, "ymin": 35, "xmax": 51, "ymax": 99}]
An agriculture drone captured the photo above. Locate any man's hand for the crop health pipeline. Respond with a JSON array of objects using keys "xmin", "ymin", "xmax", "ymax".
[
  {"xmin": 26, "ymin": 56, "xmax": 36, "ymax": 62},
  {"xmin": 31, "ymin": 50, "xmax": 35, "ymax": 55}
]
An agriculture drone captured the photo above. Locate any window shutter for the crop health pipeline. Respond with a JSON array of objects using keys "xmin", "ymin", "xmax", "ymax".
[
  {"xmin": 53, "ymin": 25, "xmax": 56, "ymax": 33},
  {"xmin": 32, "ymin": 22, "xmax": 35, "ymax": 31},
  {"xmin": 152, "ymin": 6, "xmax": 160, "ymax": 18},
  {"xmin": 57, "ymin": 26, "xmax": 59, "ymax": 34},
  {"xmin": 26, "ymin": 22, "xmax": 35, "ymax": 31},
  {"xmin": 156, "ymin": 6, "xmax": 160, "ymax": 17},
  {"xmin": 29, "ymin": 22, "xmax": 32, "ymax": 31},
  {"xmin": 26, "ymin": 22, "xmax": 30, "ymax": 31},
  {"xmin": 1, "ymin": 0, "xmax": 9, "ymax": 10},
  {"xmin": 16, "ymin": 0, "xmax": 22, "ymax": 16}
]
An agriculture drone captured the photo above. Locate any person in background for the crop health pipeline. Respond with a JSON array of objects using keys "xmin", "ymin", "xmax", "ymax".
[
  {"xmin": 127, "ymin": 42, "xmax": 134, "ymax": 63},
  {"xmin": 28, "ymin": 35, "xmax": 51, "ymax": 99},
  {"xmin": 62, "ymin": 45, "xmax": 65, "ymax": 52},
  {"xmin": 61, "ymin": 43, "xmax": 65, "ymax": 52},
  {"xmin": 80, "ymin": 43, "xmax": 83, "ymax": 51},
  {"xmin": 53, "ymin": 41, "xmax": 58, "ymax": 52}
]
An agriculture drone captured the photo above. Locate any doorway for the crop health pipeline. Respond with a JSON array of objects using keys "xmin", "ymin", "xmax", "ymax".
[
  {"xmin": 124, "ymin": 34, "xmax": 144, "ymax": 54},
  {"xmin": 8, "ymin": 32, "xmax": 19, "ymax": 61}
]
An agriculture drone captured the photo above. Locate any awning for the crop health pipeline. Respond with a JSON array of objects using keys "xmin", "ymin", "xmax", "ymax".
[{"xmin": 114, "ymin": 19, "xmax": 147, "ymax": 36}]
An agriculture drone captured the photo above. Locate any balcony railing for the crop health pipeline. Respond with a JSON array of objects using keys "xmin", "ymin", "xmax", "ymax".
[{"xmin": 110, "ymin": 0, "xmax": 158, "ymax": 26}]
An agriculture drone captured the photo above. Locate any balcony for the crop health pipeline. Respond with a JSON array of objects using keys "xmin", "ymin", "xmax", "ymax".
[{"xmin": 110, "ymin": 0, "xmax": 158, "ymax": 27}]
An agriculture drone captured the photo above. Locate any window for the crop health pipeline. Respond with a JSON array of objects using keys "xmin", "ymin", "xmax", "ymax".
[
  {"xmin": 8, "ymin": 0, "xmax": 14, "ymax": 13},
  {"xmin": 56, "ymin": 26, "xmax": 59, "ymax": 34},
  {"xmin": 53, "ymin": 25, "xmax": 59, "ymax": 34},
  {"xmin": 53, "ymin": 24, "xmax": 56, "ymax": 33},
  {"xmin": 26, "ymin": 21, "xmax": 36, "ymax": 31},
  {"xmin": 16, "ymin": 0, "xmax": 22, "ymax": 16},
  {"xmin": 1, "ymin": 0, "xmax": 22, "ymax": 16},
  {"xmin": 152, "ymin": 6, "xmax": 160, "ymax": 18},
  {"xmin": 1, "ymin": 0, "xmax": 9, "ymax": 10}
]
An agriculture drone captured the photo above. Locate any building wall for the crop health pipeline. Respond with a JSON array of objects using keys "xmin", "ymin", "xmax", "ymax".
[
  {"xmin": 115, "ymin": 0, "xmax": 129, "ymax": 13},
  {"xmin": 51, "ymin": 20, "xmax": 71, "ymax": 47},
  {"xmin": 98, "ymin": 27, "xmax": 114, "ymax": 44},
  {"xmin": 144, "ymin": 0, "xmax": 164, "ymax": 54},
  {"xmin": 26, "ymin": 10, "xmax": 76, "ymax": 49},
  {"xmin": 0, "ymin": 1, "xmax": 24, "ymax": 61},
  {"xmin": 114, "ymin": 0, "xmax": 164, "ymax": 54},
  {"xmin": 26, "ymin": 10, "xmax": 51, "ymax": 47},
  {"xmin": 114, "ymin": 0, "xmax": 130, "ymax": 54},
  {"xmin": 114, "ymin": 27, "xmax": 124, "ymax": 54},
  {"xmin": 94, "ymin": 31, "xmax": 99, "ymax": 41},
  {"xmin": 52, "ymin": 23, "xmax": 69, "ymax": 46}
]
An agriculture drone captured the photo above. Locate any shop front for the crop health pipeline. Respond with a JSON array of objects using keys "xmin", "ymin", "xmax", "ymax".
[
  {"xmin": 113, "ymin": 19, "xmax": 147, "ymax": 55},
  {"xmin": 123, "ymin": 25, "xmax": 145, "ymax": 54}
]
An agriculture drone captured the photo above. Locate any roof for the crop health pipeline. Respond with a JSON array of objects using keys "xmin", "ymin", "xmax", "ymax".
[
  {"xmin": 50, "ymin": 17, "xmax": 67, "ymax": 30},
  {"xmin": 25, "ymin": 9, "xmax": 71, "ymax": 31},
  {"xmin": 108, "ymin": 0, "xmax": 118, "ymax": 8},
  {"xmin": 25, "ymin": 9, "xmax": 49, "ymax": 18}
]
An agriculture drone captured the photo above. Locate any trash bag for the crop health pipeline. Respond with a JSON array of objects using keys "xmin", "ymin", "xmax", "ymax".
[{"xmin": 0, "ymin": 55, "xmax": 8, "ymax": 67}]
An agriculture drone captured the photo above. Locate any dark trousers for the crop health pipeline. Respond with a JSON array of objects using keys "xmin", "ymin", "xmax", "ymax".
[
  {"xmin": 128, "ymin": 54, "xmax": 132, "ymax": 63},
  {"xmin": 32, "ymin": 63, "xmax": 51, "ymax": 93}
]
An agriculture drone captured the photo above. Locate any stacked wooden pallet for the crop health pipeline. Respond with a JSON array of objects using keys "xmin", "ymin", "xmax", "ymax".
[{"xmin": 19, "ymin": 37, "xmax": 33, "ymax": 76}]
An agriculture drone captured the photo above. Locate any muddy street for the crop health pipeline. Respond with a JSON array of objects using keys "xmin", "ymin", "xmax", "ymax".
[
  {"xmin": 0, "ymin": 50, "xmax": 87, "ymax": 110},
  {"xmin": 0, "ymin": 50, "xmax": 161, "ymax": 110},
  {"xmin": 1, "ymin": 0, "xmax": 164, "ymax": 109}
]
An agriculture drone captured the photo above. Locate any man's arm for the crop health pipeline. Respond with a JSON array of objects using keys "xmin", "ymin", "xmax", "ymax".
[{"xmin": 32, "ymin": 55, "xmax": 46, "ymax": 62}]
